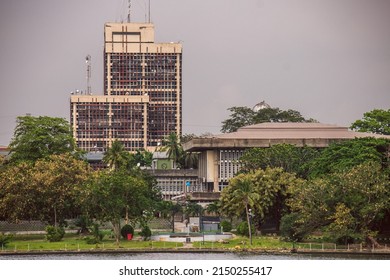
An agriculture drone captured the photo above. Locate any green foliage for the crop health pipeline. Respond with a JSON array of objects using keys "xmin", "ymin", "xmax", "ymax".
[
  {"xmin": 240, "ymin": 144, "xmax": 319, "ymax": 178},
  {"xmin": 159, "ymin": 132, "xmax": 198, "ymax": 169},
  {"xmin": 103, "ymin": 140, "xmax": 131, "ymax": 170},
  {"xmin": 220, "ymin": 220, "xmax": 232, "ymax": 232},
  {"xmin": 9, "ymin": 116, "xmax": 78, "ymax": 163},
  {"xmin": 131, "ymin": 149, "xmax": 153, "ymax": 167},
  {"xmin": 45, "ymin": 226, "xmax": 65, "ymax": 242},
  {"xmin": 308, "ymin": 138, "xmax": 390, "ymax": 177},
  {"xmin": 121, "ymin": 224, "xmax": 135, "ymax": 239},
  {"xmin": 221, "ymin": 168, "xmax": 302, "ymax": 231},
  {"xmin": 0, "ymin": 154, "xmax": 91, "ymax": 225},
  {"xmin": 279, "ymin": 213, "xmax": 307, "ymax": 242},
  {"xmin": 0, "ymin": 233, "xmax": 13, "ymax": 247},
  {"xmin": 85, "ymin": 168, "xmax": 161, "ymax": 244},
  {"xmin": 184, "ymin": 202, "xmax": 204, "ymax": 218},
  {"xmin": 236, "ymin": 221, "xmax": 255, "ymax": 237},
  {"xmin": 221, "ymin": 106, "xmax": 315, "ymax": 133},
  {"xmin": 85, "ymin": 223, "xmax": 104, "ymax": 244},
  {"xmin": 157, "ymin": 201, "xmax": 182, "ymax": 232},
  {"xmin": 139, "ymin": 225, "xmax": 152, "ymax": 241},
  {"xmin": 287, "ymin": 162, "xmax": 390, "ymax": 242},
  {"xmin": 74, "ymin": 215, "xmax": 92, "ymax": 234},
  {"xmin": 350, "ymin": 108, "xmax": 390, "ymax": 135},
  {"xmin": 221, "ymin": 106, "xmax": 256, "ymax": 133}
]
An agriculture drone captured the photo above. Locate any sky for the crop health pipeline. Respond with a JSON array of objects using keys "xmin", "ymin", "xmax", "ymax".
[{"xmin": 1, "ymin": 0, "xmax": 390, "ymax": 146}]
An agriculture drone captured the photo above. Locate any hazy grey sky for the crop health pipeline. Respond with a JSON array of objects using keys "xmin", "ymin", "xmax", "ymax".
[{"xmin": 1, "ymin": 0, "xmax": 389, "ymax": 145}]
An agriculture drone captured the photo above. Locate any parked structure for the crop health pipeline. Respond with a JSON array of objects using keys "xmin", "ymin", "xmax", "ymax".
[{"xmin": 70, "ymin": 22, "xmax": 182, "ymax": 152}]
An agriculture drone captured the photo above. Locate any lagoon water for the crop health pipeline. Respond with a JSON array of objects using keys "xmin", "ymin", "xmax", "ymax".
[{"xmin": 1, "ymin": 252, "xmax": 389, "ymax": 260}]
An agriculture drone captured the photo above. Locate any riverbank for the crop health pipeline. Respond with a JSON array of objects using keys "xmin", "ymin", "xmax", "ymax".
[{"xmin": 2, "ymin": 246, "xmax": 390, "ymax": 260}]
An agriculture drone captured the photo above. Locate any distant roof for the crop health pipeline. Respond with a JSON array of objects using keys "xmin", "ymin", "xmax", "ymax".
[
  {"xmin": 183, "ymin": 122, "xmax": 390, "ymax": 152},
  {"xmin": 0, "ymin": 146, "xmax": 10, "ymax": 156}
]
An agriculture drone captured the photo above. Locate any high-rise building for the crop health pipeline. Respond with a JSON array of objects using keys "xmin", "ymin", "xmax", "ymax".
[{"xmin": 70, "ymin": 22, "xmax": 182, "ymax": 152}]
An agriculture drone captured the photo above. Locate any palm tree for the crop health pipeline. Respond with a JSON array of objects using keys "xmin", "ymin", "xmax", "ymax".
[
  {"xmin": 221, "ymin": 173, "xmax": 258, "ymax": 245},
  {"xmin": 206, "ymin": 201, "xmax": 221, "ymax": 216},
  {"xmin": 103, "ymin": 140, "xmax": 129, "ymax": 170},
  {"xmin": 160, "ymin": 133, "xmax": 182, "ymax": 167}
]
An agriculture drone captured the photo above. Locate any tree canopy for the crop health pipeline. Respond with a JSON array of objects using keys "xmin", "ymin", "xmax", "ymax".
[
  {"xmin": 9, "ymin": 116, "xmax": 78, "ymax": 163},
  {"xmin": 221, "ymin": 106, "xmax": 316, "ymax": 133},
  {"xmin": 239, "ymin": 144, "xmax": 319, "ymax": 178},
  {"xmin": 350, "ymin": 109, "xmax": 390, "ymax": 135},
  {"xmin": 85, "ymin": 168, "xmax": 161, "ymax": 244},
  {"xmin": 308, "ymin": 138, "xmax": 390, "ymax": 178},
  {"xmin": 220, "ymin": 167, "xmax": 302, "ymax": 232},
  {"xmin": 287, "ymin": 162, "xmax": 390, "ymax": 244},
  {"xmin": 0, "ymin": 153, "xmax": 91, "ymax": 226}
]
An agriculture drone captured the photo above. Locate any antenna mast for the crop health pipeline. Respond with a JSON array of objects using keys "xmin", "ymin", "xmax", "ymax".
[
  {"xmin": 127, "ymin": 0, "xmax": 131, "ymax": 23},
  {"xmin": 148, "ymin": 0, "xmax": 151, "ymax": 23},
  {"xmin": 86, "ymin": 55, "xmax": 91, "ymax": 95}
]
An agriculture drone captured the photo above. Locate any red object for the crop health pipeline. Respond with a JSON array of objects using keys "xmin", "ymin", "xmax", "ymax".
[{"xmin": 127, "ymin": 234, "xmax": 133, "ymax": 240}]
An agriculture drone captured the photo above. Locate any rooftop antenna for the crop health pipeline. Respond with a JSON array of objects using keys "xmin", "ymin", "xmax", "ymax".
[
  {"xmin": 127, "ymin": 0, "xmax": 131, "ymax": 23},
  {"xmin": 148, "ymin": 0, "xmax": 151, "ymax": 23},
  {"xmin": 86, "ymin": 55, "xmax": 91, "ymax": 95}
]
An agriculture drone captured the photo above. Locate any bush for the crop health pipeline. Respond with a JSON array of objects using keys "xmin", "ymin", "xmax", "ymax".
[
  {"xmin": 0, "ymin": 233, "xmax": 13, "ymax": 247},
  {"xmin": 236, "ymin": 221, "xmax": 255, "ymax": 237},
  {"xmin": 280, "ymin": 213, "xmax": 306, "ymax": 242},
  {"xmin": 84, "ymin": 223, "xmax": 104, "ymax": 244},
  {"xmin": 220, "ymin": 220, "xmax": 232, "ymax": 232},
  {"xmin": 139, "ymin": 225, "xmax": 152, "ymax": 241},
  {"xmin": 45, "ymin": 226, "xmax": 65, "ymax": 242},
  {"xmin": 121, "ymin": 224, "xmax": 135, "ymax": 239},
  {"xmin": 74, "ymin": 215, "xmax": 92, "ymax": 234}
]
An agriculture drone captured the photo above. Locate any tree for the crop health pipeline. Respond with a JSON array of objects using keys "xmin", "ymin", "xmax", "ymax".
[
  {"xmin": 221, "ymin": 168, "xmax": 301, "ymax": 234},
  {"xmin": 287, "ymin": 162, "xmax": 390, "ymax": 245},
  {"xmin": 351, "ymin": 109, "xmax": 390, "ymax": 135},
  {"xmin": 158, "ymin": 201, "xmax": 182, "ymax": 233},
  {"xmin": 103, "ymin": 140, "xmax": 131, "ymax": 170},
  {"xmin": 221, "ymin": 107, "xmax": 256, "ymax": 133},
  {"xmin": 205, "ymin": 201, "xmax": 221, "ymax": 216},
  {"xmin": 239, "ymin": 144, "xmax": 319, "ymax": 178},
  {"xmin": 0, "ymin": 154, "xmax": 91, "ymax": 227},
  {"xmin": 160, "ymin": 133, "xmax": 182, "ymax": 165},
  {"xmin": 308, "ymin": 138, "xmax": 390, "ymax": 178},
  {"xmin": 9, "ymin": 116, "xmax": 78, "ymax": 163},
  {"xmin": 221, "ymin": 106, "xmax": 315, "ymax": 133},
  {"xmin": 220, "ymin": 174, "xmax": 259, "ymax": 243},
  {"xmin": 85, "ymin": 169, "xmax": 161, "ymax": 245},
  {"xmin": 160, "ymin": 133, "xmax": 198, "ymax": 169},
  {"xmin": 131, "ymin": 149, "xmax": 153, "ymax": 168}
]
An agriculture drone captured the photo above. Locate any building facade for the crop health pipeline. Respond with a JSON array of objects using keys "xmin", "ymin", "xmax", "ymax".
[
  {"xmin": 70, "ymin": 23, "xmax": 182, "ymax": 152},
  {"xmin": 183, "ymin": 122, "xmax": 390, "ymax": 193}
]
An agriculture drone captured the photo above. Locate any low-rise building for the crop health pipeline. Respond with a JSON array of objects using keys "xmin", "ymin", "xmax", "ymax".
[{"xmin": 183, "ymin": 122, "xmax": 390, "ymax": 193}]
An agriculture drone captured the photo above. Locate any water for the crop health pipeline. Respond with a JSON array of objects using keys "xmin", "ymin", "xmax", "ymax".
[{"xmin": 1, "ymin": 252, "xmax": 389, "ymax": 260}]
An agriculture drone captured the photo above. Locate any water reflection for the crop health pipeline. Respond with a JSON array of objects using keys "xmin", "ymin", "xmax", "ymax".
[{"xmin": 1, "ymin": 252, "xmax": 389, "ymax": 260}]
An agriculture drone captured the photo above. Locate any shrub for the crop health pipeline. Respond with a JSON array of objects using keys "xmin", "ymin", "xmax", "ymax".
[
  {"xmin": 280, "ymin": 213, "xmax": 306, "ymax": 242},
  {"xmin": 121, "ymin": 224, "xmax": 135, "ymax": 239},
  {"xmin": 45, "ymin": 226, "xmax": 65, "ymax": 242},
  {"xmin": 84, "ymin": 223, "xmax": 104, "ymax": 244},
  {"xmin": 220, "ymin": 220, "xmax": 232, "ymax": 232},
  {"xmin": 0, "ymin": 233, "xmax": 13, "ymax": 247},
  {"xmin": 236, "ymin": 221, "xmax": 255, "ymax": 237},
  {"xmin": 139, "ymin": 225, "xmax": 152, "ymax": 241},
  {"xmin": 74, "ymin": 215, "xmax": 92, "ymax": 234}
]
